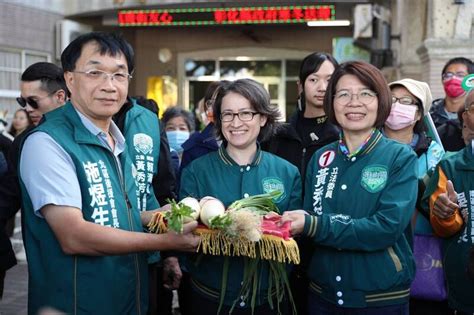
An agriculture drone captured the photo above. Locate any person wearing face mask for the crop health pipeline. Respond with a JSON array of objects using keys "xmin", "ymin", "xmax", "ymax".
[
  {"xmin": 431, "ymin": 57, "xmax": 473, "ymax": 152},
  {"xmin": 162, "ymin": 106, "xmax": 194, "ymax": 174},
  {"xmin": 384, "ymin": 79, "xmax": 447, "ymax": 315},
  {"xmin": 163, "ymin": 107, "xmax": 194, "ymax": 152}
]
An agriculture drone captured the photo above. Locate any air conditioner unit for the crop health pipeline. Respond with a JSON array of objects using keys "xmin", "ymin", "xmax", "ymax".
[{"xmin": 55, "ymin": 20, "xmax": 92, "ymax": 60}]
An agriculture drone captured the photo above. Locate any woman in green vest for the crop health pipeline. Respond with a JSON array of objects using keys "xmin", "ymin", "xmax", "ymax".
[
  {"xmin": 180, "ymin": 78, "xmax": 302, "ymax": 314},
  {"xmin": 282, "ymin": 61, "xmax": 418, "ymax": 315}
]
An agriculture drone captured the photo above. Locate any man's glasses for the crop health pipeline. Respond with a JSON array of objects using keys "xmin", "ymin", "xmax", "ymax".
[
  {"xmin": 16, "ymin": 92, "xmax": 55, "ymax": 109},
  {"xmin": 72, "ymin": 69, "xmax": 132, "ymax": 83},
  {"xmin": 442, "ymin": 72, "xmax": 467, "ymax": 81},
  {"xmin": 334, "ymin": 89, "xmax": 377, "ymax": 106},
  {"xmin": 221, "ymin": 110, "xmax": 260, "ymax": 122},
  {"xmin": 391, "ymin": 96, "xmax": 420, "ymax": 106}
]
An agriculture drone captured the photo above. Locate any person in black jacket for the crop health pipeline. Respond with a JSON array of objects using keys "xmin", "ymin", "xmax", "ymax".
[
  {"xmin": 0, "ymin": 62, "xmax": 68, "ymax": 299},
  {"xmin": 262, "ymin": 52, "xmax": 339, "ymax": 182},
  {"xmin": 431, "ymin": 57, "xmax": 473, "ymax": 151},
  {"xmin": 261, "ymin": 52, "xmax": 339, "ymax": 315}
]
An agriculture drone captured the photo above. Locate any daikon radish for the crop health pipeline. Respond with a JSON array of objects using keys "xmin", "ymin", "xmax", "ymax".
[
  {"xmin": 180, "ymin": 197, "xmax": 200, "ymax": 223},
  {"xmin": 199, "ymin": 196, "xmax": 225, "ymax": 227}
]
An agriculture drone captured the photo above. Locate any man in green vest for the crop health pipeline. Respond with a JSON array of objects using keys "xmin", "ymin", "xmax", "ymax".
[{"xmin": 19, "ymin": 32, "xmax": 199, "ymax": 315}]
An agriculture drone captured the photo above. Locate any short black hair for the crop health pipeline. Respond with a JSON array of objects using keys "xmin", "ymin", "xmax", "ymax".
[
  {"xmin": 441, "ymin": 57, "xmax": 474, "ymax": 75},
  {"xmin": 298, "ymin": 52, "xmax": 339, "ymax": 111},
  {"xmin": 134, "ymin": 96, "xmax": 159, "ymax": 116},
  {"xmin": 21, "ymin": 62, "xmax": 69, "ymax": 97},
  {"xmin": 213, "ymin": 78, "xmax": 280, "ymax": 142},
  {"xmin": 324, "ymin": 61, "xmax": 391, "ymax": 129},
  {"xmin": 299, "ymin": 52, "xmax": 339, "ymax": 84},
  {"xmin": 61, "ymin": 32, "xmax": 134, "ymax": 74},
  {"xmin": 162, "ymin": 106, "xmax": 195, "ymax": 132}
]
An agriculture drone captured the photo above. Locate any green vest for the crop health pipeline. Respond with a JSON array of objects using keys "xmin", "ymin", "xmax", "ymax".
[
  {"xmin": 20, "ymin": 103, "xmax": 148, "ymax": 315},
  {"xmin": 123, "ymin": 100, "xmax": 161, "ymax": 264},
  {"xmin": 422, "ymin": 145, "xmax": 474, "ymax": 312},
  {"xmin": 123, "ymin": 100, "xmax": 160, "ymax": 211}
]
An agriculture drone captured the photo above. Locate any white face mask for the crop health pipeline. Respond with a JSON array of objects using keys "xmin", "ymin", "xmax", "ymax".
[{"xmin": 385, "ymin": 102, "xmax": 418, "ymax": 130}]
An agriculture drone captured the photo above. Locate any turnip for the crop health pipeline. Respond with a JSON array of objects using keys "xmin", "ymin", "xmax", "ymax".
[
  {"xmin": 179, "ymin": 197, "xmax": 200, "ymax": 223},
  {"xmin": 199, "ymin": 196, "xmax": 226, "ymax": 227}
]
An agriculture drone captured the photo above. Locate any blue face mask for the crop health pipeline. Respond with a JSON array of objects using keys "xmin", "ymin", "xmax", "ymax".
[{"xmin": 166, "ymin": 130, "xmax": 190, "ymax": 153}]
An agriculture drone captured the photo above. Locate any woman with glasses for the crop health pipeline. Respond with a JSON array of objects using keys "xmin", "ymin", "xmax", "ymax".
[
  {"xmin": 179, "ymin": 78, "xmax": 302, "ymax": 314},
  {"xmin": 385, "ymin": 79, "xmax": 444, "ymax": 178},
  {"xmin": 384, "ymin": 79, "xmax": 447, "ymax": 315},
  {"xmin": 281, "ymin": 61, "xmax": 418, "ymax": 315}
]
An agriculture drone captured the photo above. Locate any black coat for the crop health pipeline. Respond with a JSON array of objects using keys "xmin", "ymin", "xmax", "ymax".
[
  {"xmin": 0, "ymin": 129, "xmax": 26, "ymax": 272},
  {"xmin": 437, "ymin": 119, "xmax": 464, "ymax": 152},
  {"xmin": 261, "ymin": 110, "xmax": 339, "ymax": 185}
]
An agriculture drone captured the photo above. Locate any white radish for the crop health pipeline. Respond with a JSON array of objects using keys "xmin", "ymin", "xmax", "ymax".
[
  {"xmin": 179, "ymin": 197, "xmax": 201, "ymax": 223},
  {"xmin": 199, "ymin": 196, "xmax": 226, "ymax": 227}
]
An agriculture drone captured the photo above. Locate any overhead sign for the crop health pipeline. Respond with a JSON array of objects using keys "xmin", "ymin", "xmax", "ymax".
[{"xmin": 118, "ymin": 5, "xmax": 335, "ymax": 27}]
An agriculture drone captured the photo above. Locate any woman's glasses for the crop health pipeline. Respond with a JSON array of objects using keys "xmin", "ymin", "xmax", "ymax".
[
  {"xmin": 391, "ymin": 96, "xmax": 419, "ymax": 106},
  {"xmin": 334, "ymin": 89, "xmax": 377, "ymax": 106},
  {"xmin": 221, "ymin": 110, "xmax": 260, "ymax": 122}
]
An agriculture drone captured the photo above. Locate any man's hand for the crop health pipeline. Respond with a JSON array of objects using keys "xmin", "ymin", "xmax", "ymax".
[
  {"xmin": 280, "ymin": 210, "xmax": 307, "ymax": 235},
  {"xmin": 162, "ymin": 257, "xmax": 182, "ymax": 290},
  {"xmin": 433, "ymin": 180, "xmax": 459, "ymax": 219},
  {"xmin": 141, "ymin": 204, "xmax": 171, "ymax": 226},
  {"xmin": 162, "ymin": 221, "xmax": 200, "ymax": 252}
]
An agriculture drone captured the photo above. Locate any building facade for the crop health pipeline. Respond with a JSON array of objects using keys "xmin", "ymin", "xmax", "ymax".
[{"xmin": 0, "ymin": 0, "xmax": 472, "ymax": 121}]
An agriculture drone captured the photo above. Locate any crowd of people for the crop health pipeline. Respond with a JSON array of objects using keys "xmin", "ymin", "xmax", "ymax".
[{"xmin": 0, "ymin": 31, "xmax": 473, "ymax": 315}]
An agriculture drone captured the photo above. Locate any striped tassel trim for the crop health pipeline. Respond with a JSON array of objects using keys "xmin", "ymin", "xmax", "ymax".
[{"xmin": 195, "ymin": 228, "xmax": 300, "ymax": 264}]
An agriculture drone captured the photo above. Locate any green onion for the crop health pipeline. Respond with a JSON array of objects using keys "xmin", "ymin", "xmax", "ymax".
[{"xmin": 228, "ymin": 190, "xmax": 282, "ymax": 215}]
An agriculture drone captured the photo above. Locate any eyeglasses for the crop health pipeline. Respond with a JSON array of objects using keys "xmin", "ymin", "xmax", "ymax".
[
  {"xmin": 391, "ymin": 96, "xmax": 419, "ymax": 106},
  {"xmin": 221, "ymin": 110, "xmax": 260, "ymax": 122},
  {"xmin": 442, "ymin": 72, "xmax": 467, "ymax": 81},
  {"xmin": 334, "ymin": 89, "xmax": 377, "ymax": 106},
  {"xmin": 72, "ymin": 69, "xmax": 132, "ymax": 83},
  {"xmin": 465, "ymin": 104, "xmax": 474, "ymax": 114},
  {"xmin": 16, "ymin": 91, "xmax": 55, "ymax": 109}
]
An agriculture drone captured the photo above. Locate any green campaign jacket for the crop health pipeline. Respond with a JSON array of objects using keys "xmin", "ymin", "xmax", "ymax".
[
  {"xmin": 303, "ymin": 130, "xmax": 418, "ymax": 308},
  {"xmin": 180, "ymin": 145, "xmax": 302, "ymax": 308}
]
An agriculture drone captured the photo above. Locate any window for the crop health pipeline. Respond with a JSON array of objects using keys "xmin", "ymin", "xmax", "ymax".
[{"xmin": 0, "ymin": 48, "xmax": 50, "ymax": 121}]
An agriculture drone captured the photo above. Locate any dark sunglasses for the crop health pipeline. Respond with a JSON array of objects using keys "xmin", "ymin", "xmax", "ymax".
[{"xmin": 16, "ymin": 92, "xmax": 55, "ymax": 109}]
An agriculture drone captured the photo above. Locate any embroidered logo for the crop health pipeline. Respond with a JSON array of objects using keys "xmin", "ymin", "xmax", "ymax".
[
  {"xmin": 319, "ymin": 150, "xmax": 336, "ymax": 168},
  {"xmin": 133, "ymin": 133, "xmax": 153, "ymax": 155},
  {"xmin": 360, "ymin": 165, "xmax": 388, "ymax": 193},
  {"xmin": 262, "ymin": 177, "xmax": 285, "ymax": 202},
  {"xmin": 329, "ymin": 214, "xmax": 353, "ymax": 225}
]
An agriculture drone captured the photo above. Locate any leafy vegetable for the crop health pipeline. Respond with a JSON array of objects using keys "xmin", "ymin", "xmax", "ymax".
[{"xmin": 164, "ymin": 199, "xmax": 194, "ymax": 233}]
